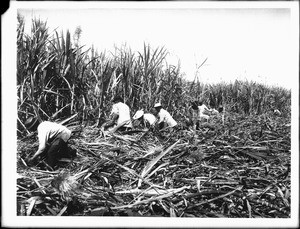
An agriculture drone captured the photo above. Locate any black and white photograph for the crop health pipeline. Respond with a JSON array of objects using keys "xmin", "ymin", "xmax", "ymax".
[{"xmin": 1, "ymin": 0, "xmax": 299, "ymax": 228}]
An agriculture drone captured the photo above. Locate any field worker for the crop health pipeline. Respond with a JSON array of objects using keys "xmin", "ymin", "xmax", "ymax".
[
  {"xmin": 198, "ymin": 101, "xmax": 211, "ymax": 121},
  {"xmin": 132, "ymin": 109, "xmax": 157, "ymax": 128},
  {"xmin": 25, "ymin": 117, "xmax": 76, "ymax": 169},
  {"xmin": 153, "ymin": 103, "xmax": 177, "ymax": 130},
  {"xmin": 189, "ymin": 100, "xmax": 199, "ymax": 129},
  {"xmin": 101, "ymin": 96, "xmax": 132, "ymax": 131},
  {"xmin": 218, "ymin": 105, "xmax": 224, "ymax": 113},
  {"xmin": 210, "ymin": 108, "xmax": 219, "ymax": 115},
  {"xmin": 273, "ymin": 109, "xmax": 281, "ymax": 116},
  {"xmin": 190, "ymin": 100, "xmax": 199, "ymax": 115}
]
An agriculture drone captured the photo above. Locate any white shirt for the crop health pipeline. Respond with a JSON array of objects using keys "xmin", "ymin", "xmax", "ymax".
[
  {"xmin": 211, "ymin": 108, "xmax": 219, "ymax": 114},
  {"xmin": 157, "ymin": 108, "xmax": 177, "ymax": 127},
  {"xmin": 143, "ymin": 113, "xmax": 157, "ymax": 126},
  {"xmin": 37, "ymin": 121, "xmax": 71, "ymax": 151},
  {"xmin": 198, "ymin": 104, "xmax": 210, "ymax": 117},
  {"xmin": 111, "ymin": 102, "xmax": 132, "ymax": 127}
]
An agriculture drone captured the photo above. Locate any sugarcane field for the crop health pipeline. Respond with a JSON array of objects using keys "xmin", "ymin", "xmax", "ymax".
[{"xmin": 3, "ymin": 2, "xmax": 298, "ymax": 227}]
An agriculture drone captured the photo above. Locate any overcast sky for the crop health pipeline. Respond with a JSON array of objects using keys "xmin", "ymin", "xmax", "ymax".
[{"xmin": 18, "ymin": 2, "xmax": 298, "ymax": 89}]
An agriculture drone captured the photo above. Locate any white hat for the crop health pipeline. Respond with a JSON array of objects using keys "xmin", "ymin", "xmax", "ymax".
[
  {"xmin": 154, "ymin": 103, "xmax": 162, "ymax": 108},
  {"xmin": 133, "ymin": 109, "xmax": 144, "ymax": 120}
]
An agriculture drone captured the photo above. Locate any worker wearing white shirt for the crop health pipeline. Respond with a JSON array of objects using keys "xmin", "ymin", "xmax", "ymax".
[
  {"xmin": 154, "ymin": 103, "xmax": 177, "ymax": 130},
  {"xmin": 210, "ymin": 108, "xmax": 219, "ymax": 115},
  {"xmin": 189, "ymin": 100, "xmax": 199, "ymax": 129},
  {"xmin": 25, "ymin": 117, "xmax": 76, "ymax": 169},
  {"xmin": 133, "ymin": 109, "xmax": 157, "ymax": 128},
  {"xmin": 198, "ymin": 101, "xmax": 211, "ymax": 121},
  {"xmin": 101, "ymin": 96, "xmax": 132, "ymax": 131}
]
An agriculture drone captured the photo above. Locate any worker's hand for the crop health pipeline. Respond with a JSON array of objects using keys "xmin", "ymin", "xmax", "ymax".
[
  {"xmin": 148, "ymin": 125, "xmax": 155, "ymax": 132},
  {"xmin": 26, "ymin": 156, "xmax": 36, "ymax": 167},
  {"xmin": 132, "ymin": 120, "xmax": 140, "ymax": 127}
]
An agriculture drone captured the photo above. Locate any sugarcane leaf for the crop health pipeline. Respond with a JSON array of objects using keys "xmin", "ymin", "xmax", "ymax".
[{"xmin": 140, "ymin": 140, "xmax": 180, "ymax": 182}]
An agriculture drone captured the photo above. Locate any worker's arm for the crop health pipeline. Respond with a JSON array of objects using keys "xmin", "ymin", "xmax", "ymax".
[
  {"xmin": 157, "ymin": 111, "xmax": 165, "ymax": 124},
  {"xmin": 204, "ymin": 105, "xmax": 212, "ymax": 112},
  {"xmin": 30, "ymin": 145, "xmax": 46, "ymax": 160},
  {"xmin": 153, "ymin": 117, "xmax": 161, "ymax": 128},
  {"xmin": 28, "ymin": 132, "xmax": 47, "ymax": 162},
  {"xmin": 101, "ymin": 113, "xmax": 118, "ymax": 129},
  {"xmin": 144, "ymin": 119, "xmax": 151, "ymax": 129}
]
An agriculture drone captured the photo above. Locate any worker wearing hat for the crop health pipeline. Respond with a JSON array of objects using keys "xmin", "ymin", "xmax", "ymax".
[
  {"xmin": 132, "ymin": 109, "xmax": 157, "ymax": 128},
  {"xmin": 153, "ymin": 102, "xmax": 177, "ymax": 130},
  {"xmin": 101, "ymin": 96, "xmax": 132, "ymax": 131},
  {"xmin": 25, "ymin": 116, "xmax": 76, "ymax": 169}
]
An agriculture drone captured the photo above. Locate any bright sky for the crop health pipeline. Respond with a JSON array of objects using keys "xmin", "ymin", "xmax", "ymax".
[{"xmin": 17, "ymin": 2, "xmax": 298, "ymax": 89}]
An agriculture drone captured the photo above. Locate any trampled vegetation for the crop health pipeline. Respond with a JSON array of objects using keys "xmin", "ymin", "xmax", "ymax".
[{"xmin": 17, "ymin": 16, "xmax": 291, "ymax": 217}]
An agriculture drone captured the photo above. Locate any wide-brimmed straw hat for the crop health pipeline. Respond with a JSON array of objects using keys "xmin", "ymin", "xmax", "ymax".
[
  {"xmin": 133, "ymin": 110, "xmax": 144, "ymax": 120},
  {"xmin": 154, "ymin": 103, "xmax": 162, "ymax": 108},
  {"xmin": 24, "ymin": 116, "xmax": 39, "ymax": 130}
]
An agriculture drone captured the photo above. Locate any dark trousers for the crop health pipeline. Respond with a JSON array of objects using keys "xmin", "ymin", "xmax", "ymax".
[
  {"xmin": 158, "ymin": 122, "xmax": 167, "ymax": 130},
  {"xmin": 46, "ymin": 138, "xmax": 76, "ymax": 168},
  {"xmin": 118, "ymin": 126, "xmax": 132, "ymax": 132}
]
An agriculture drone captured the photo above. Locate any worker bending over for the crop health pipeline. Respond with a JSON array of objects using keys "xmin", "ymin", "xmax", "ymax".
[
  {"xmin": 25, "ymin": 117, "xmax": 76, "ymax": 169},
  {"xmin": 100, "ymin": 96, "xmax": 132, "ymax": 132},
  {"xmin": 132, "ymin": 109, "xmax": 157, "ymax": 128},
  {"xmin": 153, "ymin": 103, "xmax": 177, "ymax": 130}
]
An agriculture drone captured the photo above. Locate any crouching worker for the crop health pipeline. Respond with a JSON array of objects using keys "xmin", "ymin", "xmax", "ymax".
[
  {"xmin": 25, "ymin": 117, "xmax": 76, "ymax": 169},
  {"xmin": 132, "ymin": 109, "xmax": 157, "ymax": 129},
  {"xmin": 100, "ymin": 96, "xmax": 132, "ymax": 132},
  {"xmin": 198, "ymin": 101, "xmax": 211, "ymax": 121},
  {"xmin": 153, "ymin": 103, "xmax": 177, "ymax": 130}
]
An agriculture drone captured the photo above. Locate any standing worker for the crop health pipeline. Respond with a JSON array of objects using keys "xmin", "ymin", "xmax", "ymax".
[
  {"xmin": 132, "ymin": 109, "xmax": 157, "ymax": 128},
  {"xmin": 189, "ymin": 100, "xmax": 199, "ymax": 130},
  {"xmin": 153, "ymin": 103, "xmax": 177, "ymax": 130},
  {"xmin": 25, "ymin": 117, "xmax": 76, "ymax": 169},
  {"xmin": 100, "ymin": 96, "xmax": 132, "ymax": 132}
]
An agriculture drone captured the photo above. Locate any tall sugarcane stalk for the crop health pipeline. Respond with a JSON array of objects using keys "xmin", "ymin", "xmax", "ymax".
[{"xmin": 17, "ymin": 16, "xmax": 291, "ymax": 136}]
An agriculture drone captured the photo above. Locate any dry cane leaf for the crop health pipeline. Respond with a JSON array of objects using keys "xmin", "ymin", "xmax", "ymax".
[
  {"xmin": 46, "ymin": 206, "xmax": 57, "ymax": 216},
  {"xmin": 284, "ymin": 189, "xmax": 290, "ymax": 199},
  {"xmin": 139, "ymin": 140, "xmax": 180, "ymax": 187},
  {"xmin": 246, "ymin": 199, "xmax": 252, "ymax": 218},
  {"xmin": 196, "ymin": 178, "xmax": 201, "ymax": 192},
  {"xmin": 26, "ymin": 197, "xmax": 38, "ymax": 216},
  {"xmin": 57, "ymin": 205, "xmax": 68, "ymax": 216},
  {"xmin": 170, "ymin": 207, "xmax": 177, "ymax": 217}
]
